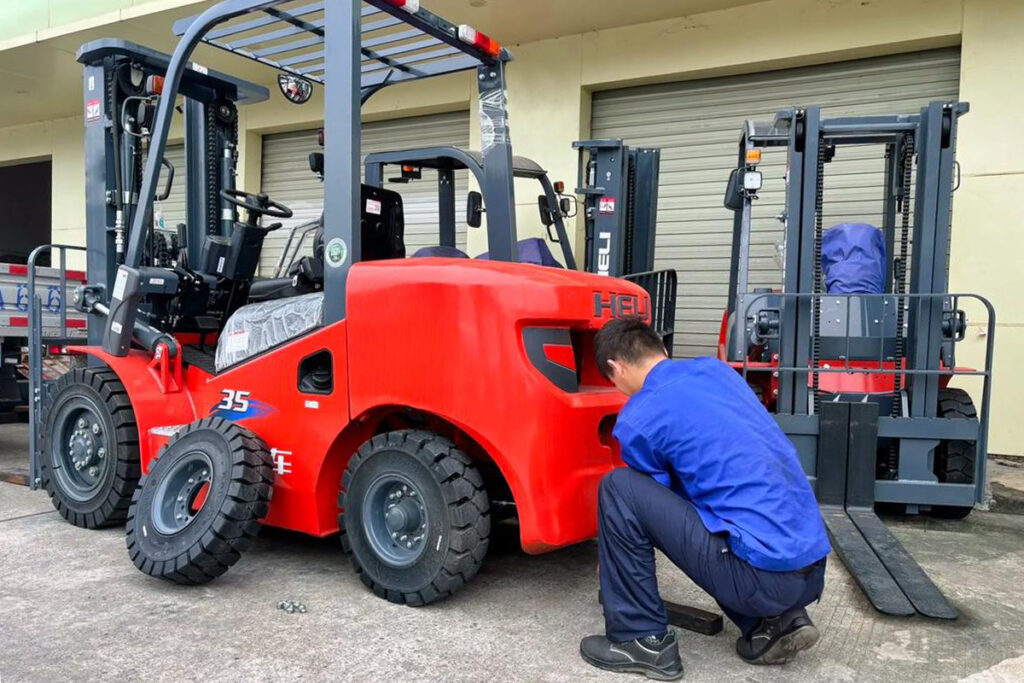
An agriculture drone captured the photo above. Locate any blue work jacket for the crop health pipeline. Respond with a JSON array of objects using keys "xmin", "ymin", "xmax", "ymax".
[{"xmin": 613, "ymin": 357, "xmax": 831, "ymax": 572}]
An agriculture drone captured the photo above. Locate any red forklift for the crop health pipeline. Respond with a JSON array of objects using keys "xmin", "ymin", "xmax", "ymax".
[
  {"xmin": 26, "ymin": 0, "xmax": 674, "ymax": 606},
  {"xmin": 718, "ymin": 103, "xmax": 994, "ymax": 618}
]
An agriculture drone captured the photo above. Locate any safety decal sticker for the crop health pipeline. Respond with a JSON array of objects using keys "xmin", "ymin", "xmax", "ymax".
[
  {"xmin": 86, "ymin": 99, "xmax": 102, "ymax": 123},
  {"xmin": 325, "ymin": 237, "xmax": 348, "ymax": 268},
  {"xmin": 598, "ymin": 197, "xmax": 616, "ymax": 215}
]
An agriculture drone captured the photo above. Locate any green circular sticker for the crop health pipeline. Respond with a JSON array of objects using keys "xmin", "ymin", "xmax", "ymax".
[{"xmin": 325, "ymin": 237, "xmax": 348, "ymax": 268}]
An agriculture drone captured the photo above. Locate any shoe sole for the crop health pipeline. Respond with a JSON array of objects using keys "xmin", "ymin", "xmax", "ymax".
[
  {"xmin": 746, "ymin": 624, "xmax": 821, "ymax": 665},
  {"xmin": 580, "ymin": 649, "xmax": 684, "ymax": 681}
]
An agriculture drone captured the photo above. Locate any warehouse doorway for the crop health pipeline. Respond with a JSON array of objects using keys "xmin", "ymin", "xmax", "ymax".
[{"xmin": 0, "ymin": 159, "xmax": 51, "ymax": 266}]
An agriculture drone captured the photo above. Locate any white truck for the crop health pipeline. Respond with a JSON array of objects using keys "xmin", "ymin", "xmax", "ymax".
[{"xmin": 0, "ymin": 260, "xmax": 87, "ymax": 415}]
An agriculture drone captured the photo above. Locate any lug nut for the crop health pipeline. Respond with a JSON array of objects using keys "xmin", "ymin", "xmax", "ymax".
[
  {"xmin": 91, "ymin": 424, "xmax": 100, "ymax": 435},
  {"xmin": 77, "ymin": 418, "xmax": 86, "ymax": 429},
  {"xmin": 88, "ymin": 466, "xmax": 99, "ymax": 477},
  {"xmin": 97, "ymin": 448, "xmax": 105, "ymax": 459},
  {"xmin": 188, "ymin": 478, "xmax": 194, "ymax": 485},
  {"xmin": 406, "ymin": 542, "xmax": 413, "ymax": 549},
  {"xmin": 74, "ymin": 462, "xmax": 83, "ymax": 471}
]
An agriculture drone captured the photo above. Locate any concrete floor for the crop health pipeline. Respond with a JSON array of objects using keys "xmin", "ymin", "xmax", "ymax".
[{"xmin": 3, "ymin": 428, "xmax": 1024, "ymax": 681}]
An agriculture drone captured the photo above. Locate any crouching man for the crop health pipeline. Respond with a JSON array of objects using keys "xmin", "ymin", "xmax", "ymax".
[{"xmin": 580, "ymin": 317, "xmax": 830, "ymax": 680}]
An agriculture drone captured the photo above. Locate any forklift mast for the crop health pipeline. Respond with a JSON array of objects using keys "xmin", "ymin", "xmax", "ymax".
[
  {"xmin": 721, "ymin": 101, "xmax": 995, "ymax": 620},
  {"xmin": 76, "ymin": 40, "xmax": 267, "ymax": 345},
  {"xmin": 573, "ymin": 139, "xmax": 661, "ymax": 278}
]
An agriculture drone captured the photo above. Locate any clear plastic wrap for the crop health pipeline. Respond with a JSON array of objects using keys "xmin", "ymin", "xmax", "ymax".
[{"xmin": 215, "ymin": 292, "xmax": 324, "ymax": 371}]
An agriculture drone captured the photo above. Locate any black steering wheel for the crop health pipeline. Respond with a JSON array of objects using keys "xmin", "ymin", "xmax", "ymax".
[{"xmin": 220, "ymin": 189, "xmax": 293, "ymax": 225}]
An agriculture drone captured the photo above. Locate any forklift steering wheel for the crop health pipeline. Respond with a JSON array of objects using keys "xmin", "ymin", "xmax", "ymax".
[{"xmin": 220, "ymin": 188, "xmax": 293, "ymax": 223}]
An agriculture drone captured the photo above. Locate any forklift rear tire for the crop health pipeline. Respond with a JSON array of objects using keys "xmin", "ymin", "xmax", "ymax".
[
  {"xmin": 40, "ymin": 367, "xmax": 140, "ymax": 528},
  {"xmin": 125, "ymin": 418, "xmax": 273, "ymax": 585},
  {"xmin": 931, "ymin": 388, "xmax": 978, "ymax": 520},
  {"xmin": 339, "ymin": 429, "xmax": 490, "ymax": 606}
]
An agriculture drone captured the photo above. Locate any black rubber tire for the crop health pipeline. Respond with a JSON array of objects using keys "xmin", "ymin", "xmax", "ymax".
[
  {"xmin": 40, "ymin": 367, "xmax": 140, "ymax": 528},
  {"xmin": 339, "ymin": 429, "xmax": 490, "ymax": 606},
  {"xmin": 931, "ymin": 387, "xmax": 978, "ymax": 520},
  {"xmin": 125, "ymin": 417, "xmax": 273, "ymax": 585}
]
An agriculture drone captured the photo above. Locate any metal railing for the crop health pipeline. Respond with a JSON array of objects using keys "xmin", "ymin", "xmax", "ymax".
[
  {"xmin": 27, "ymin": 244, "xmax": 88, "ymax": 489},
  {"xmin": 739, "ymin": 291, "xmax": 995, "ymax": 495},
  {"xmin": 624, "ymin": 269, "xmax": 677, "ymax": 355},
  {"xmin": 273, "ymin": 218, "xmax": 322, "ymax": 278}
]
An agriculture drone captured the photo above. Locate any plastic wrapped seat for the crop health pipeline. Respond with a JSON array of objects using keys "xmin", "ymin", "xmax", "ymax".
[{"xmin": 215, "ymin": 292, "xmax": 324, "ymax": 371}]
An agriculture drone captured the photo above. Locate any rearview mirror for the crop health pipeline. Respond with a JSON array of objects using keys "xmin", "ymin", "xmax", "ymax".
[
  {"xmin": 537, "ymin": 195, "xmax": 553, "ymax": 227},
  {"xmin": 466, "ymin": 191, "xmax": 484, "ymax": 228}
]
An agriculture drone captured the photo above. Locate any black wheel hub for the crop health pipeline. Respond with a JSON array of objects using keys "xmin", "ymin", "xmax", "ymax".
[
  {"xmin": 151, "ymin": 451, "xmax": 214, "ymax": 535},
  {"xmin": 53, "ymin": 404, "xmax": 109, "ymax": 501},
  {"xmin": 363, "ymin": 476, "xmax": 428, "ymax": 568}
]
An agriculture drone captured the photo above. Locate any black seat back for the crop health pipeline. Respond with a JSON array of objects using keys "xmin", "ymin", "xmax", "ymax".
[{"xmin": 361, "ymin": 184, "xmax": 405, "ymax": 261}]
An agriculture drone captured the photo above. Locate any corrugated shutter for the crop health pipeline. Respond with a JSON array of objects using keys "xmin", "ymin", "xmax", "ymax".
[
  {"xmin": 591, "ymin": 48, "xmax": 960, "ymax": 358},
  {"xmin": 259, "ymin": 110, "xmax": 470, "ymax": 275},
  {"xmin": 155, "ymin": 144, "xmax": 187, "ymax": 231}
]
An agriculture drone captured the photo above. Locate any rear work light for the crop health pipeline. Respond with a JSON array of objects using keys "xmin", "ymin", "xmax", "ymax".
[
  {"xmin": 384, "ymin": 0, "xmax": 419, "ymax": 12},
  {"xmin": 457, "ymin": 25, "xmax": 502, "ymax": 58}
]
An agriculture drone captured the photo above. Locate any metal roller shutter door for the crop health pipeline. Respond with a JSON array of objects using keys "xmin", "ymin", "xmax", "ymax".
[
  {"xmin": 259, "ymin": 110, "xmax": 470, "ymax": 275},
  {"xmin": 591, "ymin": 48, "xmax": 961, "ymax": 358}
]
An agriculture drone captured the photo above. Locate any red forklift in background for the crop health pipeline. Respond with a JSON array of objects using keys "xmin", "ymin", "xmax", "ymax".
[{"xmin": 27, "ymin": 0, "xmax": 675, "ymax": 606}]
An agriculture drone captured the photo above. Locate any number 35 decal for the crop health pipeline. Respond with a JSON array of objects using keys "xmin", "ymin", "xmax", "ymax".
[{"xmin": 217, "ymin": 389, "xmax": 251, "ymax": 412}]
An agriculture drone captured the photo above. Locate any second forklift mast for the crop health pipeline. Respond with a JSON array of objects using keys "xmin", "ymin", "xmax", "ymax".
[{"xmin": 574, "ymin": 139, "xmax": 661, "ymax": 278}]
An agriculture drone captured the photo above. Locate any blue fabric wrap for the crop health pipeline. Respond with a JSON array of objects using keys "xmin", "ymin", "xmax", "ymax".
[
  {"xmin": 476, "ymin": 238, "xmax": 562, "ymax": 267},
  {"xmin": 411, "ymin": 245, "xmax": 469, "ymax": 258},
  {"xmin": 821, "ymin": 222, "xmax": 886, "ymax": 294}
]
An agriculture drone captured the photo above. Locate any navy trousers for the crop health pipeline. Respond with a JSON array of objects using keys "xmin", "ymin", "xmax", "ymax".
[{"xmin": 598, "ymin": 467, "xmax": 826, "ymax": 642}]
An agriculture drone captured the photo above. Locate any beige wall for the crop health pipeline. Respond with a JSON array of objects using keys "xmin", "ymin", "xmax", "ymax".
[
  {"xmin": 950, "ymin": 0, "xmax": 1024, "ymax": 455},
  {"xmin": 0, "ymin": 0, "xmax": 1019, "ymax": 453}
]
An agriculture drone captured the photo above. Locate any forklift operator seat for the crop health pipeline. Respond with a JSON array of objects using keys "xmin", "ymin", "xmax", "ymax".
[{"xmin": 246, "ymin": 185, "xmax": 405, "ymax": 304}]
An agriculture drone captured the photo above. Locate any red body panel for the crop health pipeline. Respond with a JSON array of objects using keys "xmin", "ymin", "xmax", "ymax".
[{"xmin": 72, "ymin": 259, "xmax": 645, "ymax": 552}]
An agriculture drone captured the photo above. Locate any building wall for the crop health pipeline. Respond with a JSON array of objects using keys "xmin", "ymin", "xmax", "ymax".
[
  {"xmin": 0, "ymin": 0, "xmax": 204, "ymax": 45},
  {"xmin": 0, "ymin": 0, "xmax": 1019, "ymax": 454}
]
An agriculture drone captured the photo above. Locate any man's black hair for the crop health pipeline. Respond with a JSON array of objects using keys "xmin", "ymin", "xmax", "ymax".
[{"xmin": 594, "ymin": 316, "xmax": 667, "ymax": 379}]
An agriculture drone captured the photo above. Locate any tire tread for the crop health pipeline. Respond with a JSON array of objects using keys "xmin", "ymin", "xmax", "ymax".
[{"xmin": 338, "ymin": 429, "xmax": 490, "ymax": 606}]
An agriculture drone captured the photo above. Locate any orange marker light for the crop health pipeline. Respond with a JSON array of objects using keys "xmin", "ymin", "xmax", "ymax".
[
  {"xmin": 457, "ymin": 25, "xmax": 502, "ymax": 59},
  {"xmin": 745, "ymin": 149, "xmax": 762, "ymax": 165}
]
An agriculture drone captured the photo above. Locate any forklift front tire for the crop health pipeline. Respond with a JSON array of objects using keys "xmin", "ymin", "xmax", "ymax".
[
  {"xmin": 339, "ymin": 430, "xmax": 490, "ymax": 606},
  {"xmin": 40, "ymin": 367, "xmax": 140, "ymax": 528},
  {"xmin": 125, "ymin": 418, "xmax": 274, "ymax": 585},
  {"xmin": 931, "ymin": 387, "xmax": 978, "ymax": 520}
]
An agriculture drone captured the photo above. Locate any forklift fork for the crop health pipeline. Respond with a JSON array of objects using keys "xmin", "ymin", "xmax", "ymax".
[{"xmin": 817, "ymin": 401, "xmax": 956, "ymax": 619}]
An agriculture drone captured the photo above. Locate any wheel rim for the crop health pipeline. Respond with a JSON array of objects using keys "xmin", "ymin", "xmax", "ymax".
[
  {"xmin": 362, "ymin": 473, "xmax": 429, "ymax": 568},
  {"xmin": 51, "ymin": 398, "xmax": 110, "ymax": 502},
  {"xmin": 151, "ymin": 451, "xmax": 214, "ymax": 535}
]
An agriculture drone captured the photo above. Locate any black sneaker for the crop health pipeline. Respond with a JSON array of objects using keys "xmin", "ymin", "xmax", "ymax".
[
  {"xmin": 735, "ymin": 607, "xmax": 820, "ymax": 665},
  {"xmin": 580, "ymin": 630, "xmax": 684, "ymax": 681}
]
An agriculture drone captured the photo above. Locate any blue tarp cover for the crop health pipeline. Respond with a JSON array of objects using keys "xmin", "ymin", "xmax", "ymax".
[
  {"xmin": 821, "ymin": 223, "xmax": 886, "ymax": 294},
  {"xmin": 476, "ymin": 238, "xmax": 562, "ymax": 268}
]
